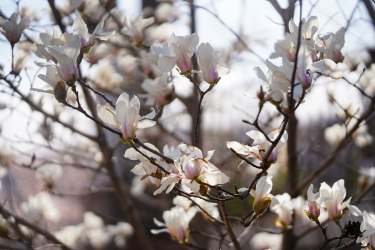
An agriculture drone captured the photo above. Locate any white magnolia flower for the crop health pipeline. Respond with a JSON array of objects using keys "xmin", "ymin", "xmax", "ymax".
[
  {"xmin": 191, "ymin": 197, "xmax": 220, "ymax": 221},
  {"xmin": 32, "ymin": 28, "xmax": 64, "ymax": 63},
  {"xmin": 289, "ymin": 16, "xmax": 319, "ymax": 48},
  {"xmin": 107, "ymin": 222, "xmax": 133, "ymax": 248},
  {"xmin": 172, "ymin": 196, "xmax": 192, "ymax": 212},
  {"xmin": 13, "ymin": 49, "xmax": 29, "ymax": 73},
  {"xmin": 250, "ymin": 176, "xmax": 279, "ymax": 216},
  {"xmin": 151, "ymin": 206, "xmax": 197, "ymax": 243},
  {"xmin": 55, "ymin": 224, "xmax": 85, "ymax": 248},
  {"xmin": 97, "ymin": 92, "xmax": 156, "ymax": 139},
  {"xmin": 0, "ymin": 12, "xmax": 31, "ymax": 43},
  {"xmin": 358, "ymin": 166, "xmax": 375, "ymax": 188},
  {"xmin": 195, "ymin": 43, "xmax": 230, "ymax": 84},
  {"xmin": 84, "ymin": 43, "xmax": 110, "ymax": 65},
  {"xmin": 151, "ymin": 33, "xmax": 199, "ymax": 74},
  {"xmin": 35, "ymin": 163, "xmax": 63, "ymax": 188},
  {"xmin": 227, "ymin": 129, "xmax": 288, "ymax": 163},
  {"xmin": 359, "ymin": 64, "xmax": 375, "ymax": 96},
  {"xmin": 320, "ymin": 179, "xmax": 362, "ymax": 221},
  {"xmin": 316, "ymin": 27, "xmax": 345, "ymax": 63},
  {"xmin": 72, "ymin": 14, "xmax": 115, "ymax": 50},
  {"xmin": 307, "ymin": 184, "xmax": 330, "ymax": 219},
  {"xmin": 31, "ymin": 66, "xmax": 67, "ymax": 102},
  {"xmin": 139, "ymin": 50, "xmax": 159, "ymax": 76},
  {"xmin": 271, "ymin": 193, "xmax": 300, "ymax": 228},
  {"xmin": 140, "ymin": 74, "xmax": 173, "ymax": 105},
  {"xmin": 21, "ymin": 192, "xmax": 60, "ymax": 223},
  {"xmin": 250, "ymin": 232, "xmax": 282, "ymax": 250},
  {"xmin": 125, "ymin": 143, "xmax": 179, "ymax": 176},
  {"xmin": 36, "ymin": 35, "xmax": 81, "ymax": 83},
  {"xmin": 357, "ymin": 211, "xmax": 375, "ymax": 248},
  {"xmin": 123, "ymin": 14, "xmax": 154, "ymax": 44},
  {"xmin": 154, "ymin": 144, "xmax": 229, "ymax": 195},
  {"xmin": 324, "ymin": 123, "xmax": 346, "ymax": 147}
]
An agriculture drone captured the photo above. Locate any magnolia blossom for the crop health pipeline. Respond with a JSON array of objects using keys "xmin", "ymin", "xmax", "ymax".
[
  {"xmin": 139, "ymin": 50, "xmax": 159, "ymax": 76},
  {"xmin": 227, "ymin": 129, "xmax": 288, "ymax": 164},
  {"xmin": 250, "ymin": 176, "xmax": 279, "ymax": 216},
  {"xmin": 358, "ymin": 166, "xmax": 375, "ymax": 189},
  {"xmin": 140, "ymin": 74, "xmax": 173, "ymax": 105},
  {"xmin": 123, "ymin": 14, "xmax": 154, "ymax": 44},
  {"xmin": 195, "ymin": 43, "xmax": 230, "ymax": 83},
  {"xmin": 250, "ymin": 232, "xmax": 282, "ymax": 250},
  {"xmin": 306, "ymin": 184, "xmax": 330, "ymax": 219},
  {"xmin": 320, "ymin": 179, "xmax": 362, "ymax": 221},
  {"xmin": 0, "ymin": 12, "xmax": 31, "ymax": 43},
  {"xmin": 151, "ymin": 206, "xmax": 197, "ymax": 243},
  {"xmin": 32, "ymin": 28, "xmax": 63, "ymax": 63},
  {"xmin": 107, "ymin": 222, "xmax": 133, "ymax": 248},
  {"xmin": 289, "ymin": 16, "xmax": 319, "ymax": 48},
  {"xmin": 151, "ymin": 33, "xmax": 199, "ymax": 74},
  {"xmin": 35, "ymin": 35, "xmax": 81, "ymax": 83},
  {"xmin": 154, "ymin": 144, "xmax": 229, "ymax": 195},
  {"xmin": 12, "ymin": 49, "xmax": 29, "ymax": 73},
  {"xmin": 172, "ymin": 196, "xmax": 192, "ymax": 212},
  {"xmin": 359, "ymin": 63, "xmax": 375, "ymax": 96},
  {"xmin": 35, "ymin": 163, "xmax": 63, "ymax": 188},
  {"xmin": 316, "ymin": 27, "xmax": 345, "ymax": 63},
  {"xmin": 72, "ymin": 14, "xmax": 115, "ymax": 51},
  {"xmin": 31, "ymin": 66, "xmax": 68, "ymax": 102},
  {"xmin": 125, "ymin": 143, "xmax": 180, "ymax": 176},
  {"xmin": 357, "ymin": 211, "xmax": 375, "ymax": 248},
  {"xmin": 85, "ymin": 43, "xmax": 110, "ymax": 65},
  {"xmin": 97, "ymin": 92, "xmax": 156, "ymax": 139},
  {"xmin": 21, "ymin": 192, "xmax": 60, "ymax": 223},
  {"xmin": 271, "ymin": 193, "xmax": 301, "ymax": 228}
]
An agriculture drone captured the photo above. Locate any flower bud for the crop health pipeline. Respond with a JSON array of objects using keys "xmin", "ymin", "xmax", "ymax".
[
  {"xmin": 183, "ymin": 158, "xmax": 202, "ymax": 179},
  {"xmin": 254, "ymin": 196, "xmax": 272, "ymax": 216},
  {"xmin": 54, "ymin": 81, "xmax": 67, "ymax": 102}
]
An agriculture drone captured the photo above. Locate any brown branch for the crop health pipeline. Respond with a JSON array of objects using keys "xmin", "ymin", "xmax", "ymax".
[
  {"xmin": 219, "ymin": 201, "xmax": 241, "ymax": 250},
  {"xmin": 0, "ymin": 204, "xmax": 74, "ymax": 250},
  {"xmin": 77, "ymin": 78, "xmax": 116, "ymax": 108},
  {"xmin": 292, "ymin": 98, "xmax": 375, "ymax": 198},
  {"xmin": 47, "ymin": 0, "xmax": 66, "ymax": 33},
  {"xmin": 1, "ymin": 77, "xmax": 96, "ymax": 141}
]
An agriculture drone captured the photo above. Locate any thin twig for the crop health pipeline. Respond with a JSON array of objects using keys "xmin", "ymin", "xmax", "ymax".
[{"xmin": 77, "ymin": 78, "xmax": 116, "ymax": 108}]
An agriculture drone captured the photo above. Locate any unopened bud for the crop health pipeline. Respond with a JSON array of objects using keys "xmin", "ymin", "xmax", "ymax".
[
  {"xmin": 257, "ymin": 86, "xmax": 265, "ymax": 100},
  {"xmin": 54, "ymin": 81, "xmax": 67, "ymax": 102},
  {"xmin": 253, "ymin": 196, "xmax": 272, "ymax": 216}
]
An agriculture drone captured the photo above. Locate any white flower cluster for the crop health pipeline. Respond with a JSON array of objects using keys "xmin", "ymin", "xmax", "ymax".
[{"xmin": 55, "ymin": 211, "xmax": 133, "ymax": 249}]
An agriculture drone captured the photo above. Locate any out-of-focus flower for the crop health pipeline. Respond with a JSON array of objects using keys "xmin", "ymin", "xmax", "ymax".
[
  {"xmin": 359, "ymin": 64, "xmax": 375, "ymax": 96},
  {"xmin": 336, "ymin": 101, "xmax": 363, "ymax": 120},
  {"xmin": 97, "ymin": 92, "xmax": 156, "ymax": 140},
  {"xmin": 0, "ymin": 166, "xmax": 7, "ymax": 192},
  {"xmin": 357, "ymin": 211, "xmax": 375, "ymax": 248},
  {"xmin": 20, "ymin": 6, "xmax": 39, "ymax": 21},
  {"xmin": 271, "ymin": 193, "xmax": 300, "ymax": 228},
  {"xmin": 35, "ymin": 163, "xmax": 63, "ymax": 188},
  {"xmin": 250, "ymin": 232, "xmax": 282, "ymax": 250},
  {"xmin": 144, "ymin": 22, "xmax": 173, "ymax": 44},
  {"xmin": 191, "ymin": 197, "xmax": 220, "ymax": 221},
  {"xmin": 85, "ymin": 43, "xmax": 110, "ymax": 65},
  {"xmin": 358, "ymin": 166, "xmax": 375, "ymax": 189},
  {"xmin": 90, "ymin": 59, "xmax": 123, "ymax": 89},
  {"xmin": 0, "ymin": 13, "xmax": 31, "ymax": 43},
  {"xmin": 21, "ymin": 192, "xmax": 60, "ymax": 223},
  {"xmin": 316, "ymin": 27, "xmax": 345, "ymax": 63},
  {"xmin": 12, "ymin": 49, "xmax": 29, "ymax": 73},
  {"xmin": 155, "ymin": 3, "xmax": 178, "ymax": 23},
  {"xmin": 250, "ymin": 176, "xmax": 279, "ymax": 216},
  {"xmin": 320, "ymin": 179, "xmax": 362, "ymax": 221},
  {"xmin": 55, "ymin": 224, "xmax": 85, "ymax": 248},
  {"xmin": 31, "ymin": 66, "xmax": 68, "ymax": 102},
  {"xmin": 324, "ymin": 123, "xmax": 346, "ymax": 146},
  {"xmin": 151, "ymin": 206, "xmax": 197, "ymax": 243},
  {"xmin": 195, "ymin": 43, "xmax": 230, "ymax": 84},
  {"xmin": 306, "ymin": 184, "xmax": 330, "ymax": 219},
  {"xmin": 139, "ymin": 50, "xmax": 159, "ymax": 76},
  {"xmin": 72, "ymin": 14, "xmax": 115, "ymax": 52},
  {"xmin": 227, "ymin": 129, "xmax": 288, "ymax": 164},
  {"xmin": 123, "ymin": 14, "xmax": 154, "ymax": 45},
  {"xmin": 173, "ymin": 196, "xmax": 192, "ymax": 212},
  {"xmin": 151, "ymin": 33, "xmax": 199, "ymax": 74},
  {"xmin": 140, "ymin": 74, "xmax": 173, "ymax": 105},
  {"xmin": 107, "ymin": 222, "xmax": 133, "ymax": 248}
]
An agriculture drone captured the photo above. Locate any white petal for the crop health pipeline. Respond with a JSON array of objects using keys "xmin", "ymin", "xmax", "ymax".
[
  {"xmin": 253, "ymin": 67, "xmax": 268, "ymax": 83},
  {"xmin": 97, "ymin": 104, "xmax": 120, "ymax": 129},
  {"xmin": 346, "ymin": 204, "xmax": 362, "ymax": 216},
  {"xmin": 217, "ymin": 64, "xmax": 230, "ymax": 76},
  {"xmin": 137, "ymin": 120, "xmax": 156, "ymax": 129}
]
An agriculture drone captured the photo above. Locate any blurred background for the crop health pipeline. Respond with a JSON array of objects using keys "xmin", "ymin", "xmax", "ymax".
[{"xmin": 0, "ymin": 0, "xmax": 374, "ymax": 249}]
